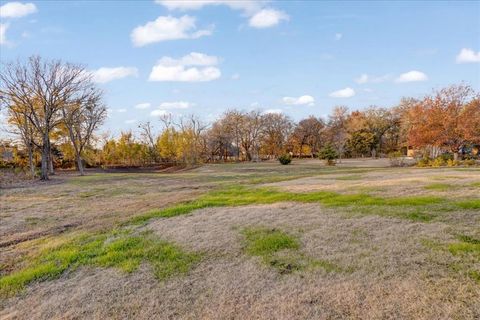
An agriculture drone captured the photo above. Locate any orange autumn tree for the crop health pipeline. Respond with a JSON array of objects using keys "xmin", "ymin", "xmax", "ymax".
[{"xmin": 407, "ymin": 85, "xmax": 480, "ymax": 160}]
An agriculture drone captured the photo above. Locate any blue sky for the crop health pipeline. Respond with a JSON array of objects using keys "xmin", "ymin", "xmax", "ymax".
[{"xmin": 1, "ymin": 0, "xmax": 479, "ymax": 135}]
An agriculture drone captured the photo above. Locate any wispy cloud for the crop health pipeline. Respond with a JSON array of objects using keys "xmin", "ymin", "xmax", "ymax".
[
  {"xmin": 156, "ymin": 1, "xmax": 288, "ymax": 29},
  {"xmin": 134, "ymin": 103, "xmax": 151, "ymax": 110},
  {"xmin": 158, "ymin": 101, "xmax": 193, "ymax": 109},
  {"xmin": 91, "ymin": 67, "xmax": 138, "ymax": 83},
  {"xmin": 282, "ymin": 95, "xmax": 315, "ymax": 106},
  {"xmin": 355, "ymin": 73, "xmax": 390, "ymax": 84},
  {"xmin": 329, "ymin": 87, "xmax": 355, "ymax": 98},
  {"xmin": 0, "ymin": 23, "xmax": 9, "ymax": 45}
]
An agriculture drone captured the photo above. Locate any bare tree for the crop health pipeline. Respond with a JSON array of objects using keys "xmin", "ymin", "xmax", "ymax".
[
  {"xmin": 138, "ymin": 121, "xmax": 159, "ymax": 163},
  {"xmin": 61, "ymin": 87, "xmax": 106, "ymax": 175},
  {"xmin": 1, "ymin": 56, "xmax": 100, "ymax": 180},
  {"xmin": 5, "ymin": 102, "xmax": 38, "ymax": 176}
]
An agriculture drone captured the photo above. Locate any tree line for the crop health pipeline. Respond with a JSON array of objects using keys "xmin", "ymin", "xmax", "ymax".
[{"xmin": 1, "ymin": 57, "xmax": 479, "ymax": 179}]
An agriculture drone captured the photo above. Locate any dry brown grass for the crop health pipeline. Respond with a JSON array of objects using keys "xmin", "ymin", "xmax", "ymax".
[{"xmin": 1, "ymin": 160, "xmax": 479, "ymax": 319}]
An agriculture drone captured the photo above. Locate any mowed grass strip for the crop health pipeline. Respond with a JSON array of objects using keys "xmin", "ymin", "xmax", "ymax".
[
  {"xmin": 241, "ymin": 227, "xmax": 341, "ymax": 274},
  {"xmin": 130, "ymin": 186, "xmax": 451, "ymax": 225},
  {"xmin": 0, "ymin": 230, "xmax": 199, "ymax": 298},
  {"xmin": 424, "ymin": 183, "xmax": 452, "ymax": 191}
]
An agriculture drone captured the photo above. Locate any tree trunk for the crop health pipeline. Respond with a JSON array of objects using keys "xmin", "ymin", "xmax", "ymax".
[
  {"xmin": 48, "ymin": 152, "xmax": 55, "ymax": 175},
  {"xmin": 454, "ymin": 152, "xmax": 459, "ymax": 161},
  {"xmin": 76, "ymin": 155, "xmax": 85, "ymax": 176},
  {"xmin": 40, "ymin": 134, "xmax": 49, "ymax": 180}
]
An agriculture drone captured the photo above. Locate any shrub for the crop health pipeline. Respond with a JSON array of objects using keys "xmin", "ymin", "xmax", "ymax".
[
  {"xmin": 416, "ymin": 157, "xmax": 431, "ymax": 167},
  {"xmin": 463, "ymin": 159, "xmax": 477, "ymax": 166},
  {"xmin": 318, "ymin": 145, "xmax": 338, "ymax": 166},
  {"xmin": 447, "ymin": 159, "xmax": 461, "ymax": 167},
  {"xmin": 388, "ymin": 151, "xmax": 405, "ymax": 167},
  {"xmin": 431, "ymin": 157, "xmax": 446, "ymax": 167},
  {"xmin": 439, "ymin": 153, "xmax": 454, "ymax": 162},
  {"xmin": 278, "ymin": 154, "xmax": 292, "ymax": 165}
]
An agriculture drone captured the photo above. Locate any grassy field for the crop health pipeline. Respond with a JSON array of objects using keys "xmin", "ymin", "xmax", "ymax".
[{"xmin": 0, "ymin": 159, "xmax": 479, "ymax": 319}]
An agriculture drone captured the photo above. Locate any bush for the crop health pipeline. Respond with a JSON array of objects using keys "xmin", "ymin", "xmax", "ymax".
[
  {"xmin": 431, "ymin": 157, "xmax": 446, "ymax": 167},
  {"xmin": 416, "ymin": 157, "xmax": 431, "ymax": 167},
  {"xmin": 439, "ymin": 153, "xmax": 454, "ymax": 162},
  {"xmin": 463, "ymin": 159, "xmax": 477, "ymax": 166},
  {"xmin": 388, "ymin": 151, "xmax": 405, "ymax": 167},
  {"xmin": 446, "ymin": 159, "xmax": 461, "ymax": 167},
  {"xmin": 318, "ymin": 145, "xmax": 338, "ymax": 166},
  {"xmin": 278, "ymin": 154, "xmax": 292, "ymax": 165}
]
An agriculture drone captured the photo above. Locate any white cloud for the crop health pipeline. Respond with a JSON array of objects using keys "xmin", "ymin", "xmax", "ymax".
[
  {"xmin": 263, "ymin": 109, "xmax": 283, "ymax": 114},
  {"xmin": 0, "ymin": 2, "xmax": 37, "ymax": 18},
  {"xmin": 231, "ymin": 73, "xmax": 240, "ymax": 80},
  {"xmin": 125, "ymin": 119, "xmax": 137, "ymax": 124},
  {"xmin": 282, "ymin": 95, "xmax": 315, "ymax": 106},
  {"xmin": 329, "ymin": 87, "xmax": 355, "ymax": 98},
  {"xmin": 249, "ymin": 8, "xmax": 289, "ymax": 28},
  {"xmin": 158, "ymin": 101, "xmax": 193, "ymax": 109},
  {"xmin": 156, "ymin": 1, "xmax": 264, "ymax": 15},
  {"xmin": 91, "ymin": 67, "xmax": 138, "ymax": 83},
  {"xmin": 156, "ymin": 1, "xmax": 287, "ymax": 29},
  {"xmin": 134, "ymin": 103, "xmax": 151, "ymax": 109},
  {"xmin": 456, "ymin": 48, "xmax": 480, "ymax": 63},
  {"xmin": 149, "ymin": 52, "xmax": 221, "ymax": 82},
  {"xmin": 150, "ymin": 109, "xmax": 169, "ymax": 117},
  {"xmin": 116, "ymin": 108, "xmax": 127, "ymax": 113},
  {"xmin": 355, "ymin": 74, "xmax": 369, "ymax": 84},
  {"xmin": 395, "ymin": 70, "xmax": 428, "ymax": 83},
  {"xmin": 131, "ymin": 15, "xmax": 212, "ymax": 47},
  {"xmin": 0, "ymin": 23, "xmax": 8, "ymax": 45},
  {"xmin": 335, "ymin": 33, "xmax": 342, "ymax": 40},
  {"xmin": 354, "ymin": 73, "xmax": 390, "ymax": 84}
]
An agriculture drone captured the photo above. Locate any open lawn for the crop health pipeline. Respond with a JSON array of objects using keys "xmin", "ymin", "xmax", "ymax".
[{"xmin": 1, "ymin": 159, "xmax": 479, "ymax": 319}]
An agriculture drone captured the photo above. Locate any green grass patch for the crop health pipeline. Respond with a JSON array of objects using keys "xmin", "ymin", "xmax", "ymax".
[
  {"xmin": 470, "ymin": 182, "xmax": 480, "ymax": 188},
  {"xmin": 447, "ymin": 235, "xmax": 480, "ymax": 283},
  {"xmin": 243, "ymin": 228, "xmax": 299, "ymax": 256},
  {"xmin": 335, "ymin": 174, "xmax": 364, "ymax": 181},
  {"xmin": 130, "ymin": 185, "xmax": 450, "ymax": 225},
  {"xmin": 0, "ymin": 230, "xmax": 199, "ymax": 298},
  {"xmin": 241, "ymin": 227, "xmax": 342, "ymax": 274},
  {"xmin": 424, "ymin": 183, "xmax": 452, "ymax": 191},
  {"xmin": 456, "ymin": 199, "xmax": 480, "ymax": 210}
]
